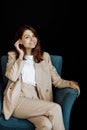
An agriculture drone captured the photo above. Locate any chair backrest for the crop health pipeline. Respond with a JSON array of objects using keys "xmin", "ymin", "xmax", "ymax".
[
  {"xmin": 50, "ymin": 55, "xmax": 62, "ymax": 76},
  {"xmin": 0, "ymin": 55, "xmax": 8, "ymax": 91},
  {"xmin": 0, "ymin": 55, "xmax": 62, "ymax": 91}
]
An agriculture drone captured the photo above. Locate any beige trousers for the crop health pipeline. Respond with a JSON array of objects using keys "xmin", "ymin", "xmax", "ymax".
[{"xmin": 12, "ymin": 84, "xmax": 65, "ymax": 130}]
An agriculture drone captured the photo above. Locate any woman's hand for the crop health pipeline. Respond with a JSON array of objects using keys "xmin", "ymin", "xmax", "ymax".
[
  {"xmin": 14, "ymin": 40, "xmax": 24, "ymax": 59},
  {"xmin": 69, "ymin": 81, "xmax": 80, "ymax": 97}
]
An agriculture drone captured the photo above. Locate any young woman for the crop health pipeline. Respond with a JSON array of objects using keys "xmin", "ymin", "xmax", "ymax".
[{"xmin": 2, "ymin": 25, "xmax": 80, "ymax": 130}]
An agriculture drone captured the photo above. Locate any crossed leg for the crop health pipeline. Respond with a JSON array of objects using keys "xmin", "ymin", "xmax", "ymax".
[
  {"xmin": 13, "ymin": 96, "xmax": 65, "ymax": 130},
  {"xmin": 29, "ymin": 116, "xmax": 52, "ymax": 130}
]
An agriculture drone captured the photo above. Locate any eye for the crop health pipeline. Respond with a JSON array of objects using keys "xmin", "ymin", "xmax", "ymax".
[
  {"xmin": 25, "ymin": 36, "xmax": 30, "ymax": 39},
  {"xmin": 25, "ymin": 36, "xmax": 29, "ymax": 38}
]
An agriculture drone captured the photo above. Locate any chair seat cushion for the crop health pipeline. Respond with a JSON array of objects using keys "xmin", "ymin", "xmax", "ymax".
[{"xmin": 0, "ymin": 114, "xmax": 35, "ymax": 130}]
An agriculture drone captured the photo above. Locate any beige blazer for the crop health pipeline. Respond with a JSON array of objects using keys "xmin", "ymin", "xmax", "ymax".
[{"xmin": 2, "ymin": 51, "xmax": 70, "ymax": 120}]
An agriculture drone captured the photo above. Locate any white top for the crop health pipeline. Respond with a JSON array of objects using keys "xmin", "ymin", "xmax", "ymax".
[{"xmin": 21, "ymin": 55, "xmax": 36, "ymax": 86}]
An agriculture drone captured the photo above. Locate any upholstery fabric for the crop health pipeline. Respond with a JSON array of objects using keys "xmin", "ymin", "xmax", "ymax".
[
  {"xmin": 0, "ymin": 83, "xmax": 2, "ymax": 114},
  {"xmin": 0, "ymin": 116, "xmax": 35, "ymax": 130}
]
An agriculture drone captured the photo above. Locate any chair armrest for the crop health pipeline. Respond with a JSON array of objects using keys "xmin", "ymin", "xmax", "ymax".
[
  {"xmin": 53, "ymin": 87, "xmax": 78, "ymax": 104},
  {"xmin": 53, "ymin": 87, "xmax": 78, "ymax": 130}
]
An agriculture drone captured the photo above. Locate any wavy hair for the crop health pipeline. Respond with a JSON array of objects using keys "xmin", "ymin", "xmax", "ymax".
[{"xmin": 13, "ymin": 25, "xmax": 44, "ymax": 63}]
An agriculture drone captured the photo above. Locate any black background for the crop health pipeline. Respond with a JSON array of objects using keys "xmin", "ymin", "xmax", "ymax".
[{"xmin": 0, "ymin": 1, "xmax": 86, "ymax": 130}]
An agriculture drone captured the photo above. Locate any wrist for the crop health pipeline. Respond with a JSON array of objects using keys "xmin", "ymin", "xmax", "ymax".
[
  {"xmin": 69, "ymin": 81, "xmax": 73, "ymax": 87},
  {"xmin": 19, "ymin": 54, "xmax": 24, "ymax": 60}
]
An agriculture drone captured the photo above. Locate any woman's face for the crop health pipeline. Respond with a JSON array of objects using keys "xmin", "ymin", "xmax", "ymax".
[{"xmin": 21, "ymin": 29, "xmax": 37, "ymax": 49}]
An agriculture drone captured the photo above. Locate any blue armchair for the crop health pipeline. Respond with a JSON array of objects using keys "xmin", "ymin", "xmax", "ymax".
[{"xmin": 0, "ymin": 55, "xmax": 78, "ymax": 130}]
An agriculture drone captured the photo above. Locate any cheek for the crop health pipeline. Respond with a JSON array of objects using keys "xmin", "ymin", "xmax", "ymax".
[
  {"xmin": 35, "ymin": 38, "xmax": 37, "ymax": 42},
  {"xmin": 24, "ymin": 39, "xmax": 30, "ymax": 44},
  {"xmin": 34, "ymin": 38, "xmax": 37, "ymax": 44},
  {"xmin": 26, "ymin": 40, "xmax": 30, "ymax": 44}
]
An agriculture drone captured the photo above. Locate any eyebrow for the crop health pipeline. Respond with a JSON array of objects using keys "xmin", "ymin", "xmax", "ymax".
[{"xmin": 24, "ymin": 34, "xmax": 34, "ymax": 37}]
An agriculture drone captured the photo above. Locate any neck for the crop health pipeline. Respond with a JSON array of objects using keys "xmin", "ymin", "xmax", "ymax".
[{"xmin": 25, "ymin": 49, "xmax": 32, "ymax": 55}]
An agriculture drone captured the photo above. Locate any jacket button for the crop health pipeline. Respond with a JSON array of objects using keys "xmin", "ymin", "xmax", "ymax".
[{"xmin": 46, "ymin": 89, "xmax": 49, "ymax": 92}]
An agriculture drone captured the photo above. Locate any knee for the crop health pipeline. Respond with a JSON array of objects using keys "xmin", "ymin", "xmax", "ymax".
[
  {"xmin": 47, "ymin": 103, "xmax": 62, "ymax": 117},
  {"xmin": 40, "ymin": 117, "xmax": 52, "ymax": 129},
  {"xmin": 53, "ymin": 103, "xmax": 62, "ymax": 112}
]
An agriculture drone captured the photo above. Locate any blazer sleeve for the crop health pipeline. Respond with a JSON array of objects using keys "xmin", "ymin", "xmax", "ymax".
[
  {"xmin": 5, "ymin": 51, "xmax": 24, "ymax": 82},
  {"xmin": 44, "ymin": 52, "xmax": 70, "ymax": 88}
]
